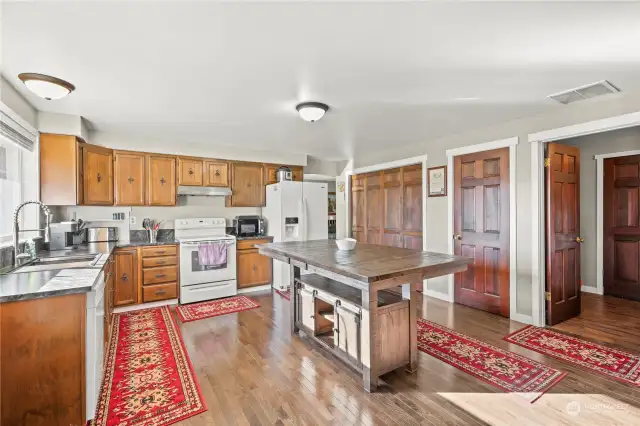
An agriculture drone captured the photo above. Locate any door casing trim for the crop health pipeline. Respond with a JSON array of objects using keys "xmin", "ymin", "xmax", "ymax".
[
  {"xmin": 446, "ymin": 137, "xmax": 520, "ymax": 321},
  {"xmin": 595, "ymin": 149, "xmax": 640, "ymax": 296},
  {"xmin": 528, "ymin": 111, "xmax": 640, "ymax": 327}
]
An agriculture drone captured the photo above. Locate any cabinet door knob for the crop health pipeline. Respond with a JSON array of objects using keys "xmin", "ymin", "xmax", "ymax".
[
  {"xmin": 453, "ymin": 234, "xmax": 462, "ymax": 240},
  {"xmin": 97, "ymin": 173, "xmax": 102, "ymax": 183},
  {"xmin": 252, "ymin": 264, "xmax": 257, "ymax": 272},
  {"xmin": 121, "ymin": 273, "xmax": 128, "ymax": 281},
  {"xmin": 576, "ymin": 237, "xmax": 585, "ymax": 243},
  {"xmin": 160, "ymin": 177, "xmax": 166, "ymax": 185},
  {"xmin": 215, "ymin": 170, "xmax": 220, "ymax": 176},
  {"xmin": 128, "ymin": 176, "xmax": 134, "ymax": 184},
  {"xmin": 188, "ymin": 168, "xmax": 194, "ymax": 175}
]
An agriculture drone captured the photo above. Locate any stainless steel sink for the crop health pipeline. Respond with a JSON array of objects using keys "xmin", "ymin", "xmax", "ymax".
[{"xmin": 9, "ymin": 253, "xmax": 102, "ymax": 274}]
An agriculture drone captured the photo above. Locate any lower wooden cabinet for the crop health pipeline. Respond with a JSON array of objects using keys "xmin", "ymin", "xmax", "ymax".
[
  {"xmin": 114, "ymin": 248, "xmax": 139, "ymax": 306},
  {"xmin": 237, "ymin": 238, "xmax": 273, "ymax": 289}
]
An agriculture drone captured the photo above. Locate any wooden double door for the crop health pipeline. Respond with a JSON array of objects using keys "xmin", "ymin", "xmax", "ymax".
[
  {"xmin": 604, "ymin": 154, "xmax": 640, "ymax": 301},
  {"xmin": 453, "ymin": 148, "xmax": 510, "ymax": 317},
  {"xmin": 351, "ymin": 164, "xmax": 423, "ymax": 250}
]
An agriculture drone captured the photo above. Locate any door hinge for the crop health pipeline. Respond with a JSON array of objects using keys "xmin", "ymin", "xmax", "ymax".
[
  {"xmin": 545, "ymin": 291, "xmax": 551, "ymax": 301},
  {"xmin": 544, "ymin": 158, "xmax": 551, "ymax": 168}
]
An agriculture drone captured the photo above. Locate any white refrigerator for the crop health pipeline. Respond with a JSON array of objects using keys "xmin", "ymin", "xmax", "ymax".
[{"xmin": 263, "ymin": 181, "xmax": 329, "ymax": 290}]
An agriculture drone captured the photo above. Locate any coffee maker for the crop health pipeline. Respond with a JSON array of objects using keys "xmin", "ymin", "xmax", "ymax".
[{"xmin": 49, "ymin": 221, "xmax": 80, "ymax": 250}]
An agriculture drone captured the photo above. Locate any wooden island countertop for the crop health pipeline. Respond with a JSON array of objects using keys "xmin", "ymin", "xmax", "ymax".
[{"xmin": 257, "ymin": 239, "xmax": 472, "ymax": 391}]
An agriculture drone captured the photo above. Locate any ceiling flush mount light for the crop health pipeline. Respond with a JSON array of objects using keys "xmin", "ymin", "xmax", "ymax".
[
  {"xmin": 18, "ymin": 73, "xmax": 75, "ymax": 100},
  {"xmin": 296, "ymin": 101, "xmax": 329, "ymax": 122}
]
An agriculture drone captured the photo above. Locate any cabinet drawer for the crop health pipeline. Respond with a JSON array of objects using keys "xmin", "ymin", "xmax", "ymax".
[
  {"xmin": 141, "ymin": 245, "xmax": 177, "ymax": 258},
  {"xmin": 237, "ymin": 239, "xmax": 271, "ymax": 251},
  {"xmin": 142, "ymin": 256, "xmax": 177, "ymax": 268},
  {"xmin": 143, "ymin": 282, "xmax": 177, "ymax": 302},
  {"xmin": 143, "ymin": 266, "xmax": 177, "ymax": 285}
]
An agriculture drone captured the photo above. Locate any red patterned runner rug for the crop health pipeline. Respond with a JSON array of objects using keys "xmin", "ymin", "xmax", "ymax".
[
  {"xmin": 93, "ymin": 306, "xmax": 206, "ymax": 426},
  {"xmin": 176, "ymin": 295, "xmax": 260, "ymax": 323},
  {"xmin": 417, "ymin": 319, "xmax": 566, "ymax": 403},
  {"xmin": 275, "ymin": 287, "xmax": 290, "ymax": 301},
  {"xmin": 505, "ymin": 325, "xmax": 640, "ymax": 387}
]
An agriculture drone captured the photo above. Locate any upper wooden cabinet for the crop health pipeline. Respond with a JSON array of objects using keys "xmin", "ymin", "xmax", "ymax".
[
  {"xmin": 147, "ymin": 154, "xmax": 176, "ymax": 206},
  {"xmin": 39, "ymin": 134, "xmax": 84, "ymax": 205},
  {"xmin": 226, "ymin": 162, "xmax": 265, "ymax": 207},
  {"xmin": 265, "ymin": 164, "xmax": 304, "ymax": 185},
  {"xmin": 83, "ymin": 144, "xmax": 114, "ymax": 205},
  {"xmin": 204, "ymin": 160, "xmax": 229, "ymax": 187},
  {"xmin": 178, "ymin": 157, "xmax": 203, "ymax": 186},
  {"xmin": 114, "ymin": 151, "xmax": 146, "ymax": 206}
]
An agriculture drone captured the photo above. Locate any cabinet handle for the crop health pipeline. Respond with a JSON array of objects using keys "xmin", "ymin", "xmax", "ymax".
[
  {"xmin": 155, "ymin": 260, "xmax": 166, "ymax": 265},
  {"xmin": 155, "ymin": 274, "xmax": 166, "ymax": 279},
  {"xmin": 155, "ymin": 250, "xmax": 166, "ymax": 254},
  {"xmin": 215, "ymin": 170, "xmax": 220, "ymax": 176},
  {"xmin": 155, "ymin": 290, "xmax": 166, "ymax": 296},
  {"xmin": 97, "ymin": 173, "xmax": 102, "ymax": 183},
  {"xmin": 188, "ymin": 168, "xmax": 194, "ymax": 175},
  {"xmin": 252, "ymin": 264, "xmax": 257, "ymax": 272},
  {"xmin": 160, "ymin": 177, "xmax": 166, "ymax": 185},
  {"xmin": 128, "ymin": 176, "xmax": 134, "ymax": 184},
  {"xmin": 121, "ymin": 273, "xmax": 128, "ymax": 281}
]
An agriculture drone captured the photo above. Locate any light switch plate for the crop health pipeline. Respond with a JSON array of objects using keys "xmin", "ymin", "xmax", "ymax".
[{"xmin": 130, "ymin": 216, "xmax": 136, "ymax": 225}]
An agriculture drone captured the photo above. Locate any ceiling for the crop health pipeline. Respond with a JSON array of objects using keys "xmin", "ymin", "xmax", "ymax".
[{"xmin": 2, "ymin": 1, "xmax": 640, "ymax": 160}]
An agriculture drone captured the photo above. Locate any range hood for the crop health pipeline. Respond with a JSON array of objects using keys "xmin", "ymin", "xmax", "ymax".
[{"xmin": 177, "ymin": 185, "xmax": 232, "ymax": 196}]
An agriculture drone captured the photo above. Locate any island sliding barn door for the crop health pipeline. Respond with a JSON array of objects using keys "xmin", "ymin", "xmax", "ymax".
[
  {"xmin": 604, "ymin": 154, "xmax": 640, "ymax": 301},
  {"xmin": 351, "ymin": 164, "xmax": 423, "ymax": 250},
  {"xmin": 453, "ymin": 148, "xmax": 510, "ymax": 317}
]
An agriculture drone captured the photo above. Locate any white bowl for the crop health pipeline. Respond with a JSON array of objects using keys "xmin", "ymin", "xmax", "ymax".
[{"xmin": 335, "ymin": 238, "xmax": 357, "ymax": 251}]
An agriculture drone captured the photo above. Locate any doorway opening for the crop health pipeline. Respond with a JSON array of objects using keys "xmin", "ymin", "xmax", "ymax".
[{"xmin": 541, "ymin": 126, "xmax": 640, "ymax": 331}]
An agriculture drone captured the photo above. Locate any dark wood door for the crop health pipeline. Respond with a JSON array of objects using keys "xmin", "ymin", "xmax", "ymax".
[
  {"xmin": 146, "ymin": 154, "xmax": 176, "ymax": 206},
  {"xmin": 545, "ymin": 143, "xmax": 582, "ymax": 325},
  {"xmin": 604, "ymin": 154, "xmax": 640, "ymax": 301},
  {"xmin": 83, "ymin": 143, "xmax": 114, "ymax": 205},
  {"xmin": 114, "ymin": 249, "xmax": 138, "ymax": 306},
  {"xmin": 114, "ymin": 151, "xmax": 146, "ymax": 206},
  {"xmin": 454, "ymin": 148, "xmax": 510, "ymax": 317}
]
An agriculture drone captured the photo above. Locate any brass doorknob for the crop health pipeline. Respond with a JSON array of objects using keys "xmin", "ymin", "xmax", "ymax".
[
  {"xmin": 454, "ymin": 234, "xmax": 462, "ymax": 240},
  {"xmin": 576, "ymin": 237, "xmax": 585, "ymax": 243}
]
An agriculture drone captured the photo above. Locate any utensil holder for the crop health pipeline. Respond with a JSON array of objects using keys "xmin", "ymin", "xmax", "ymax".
[{"xmin": 148, "ymin": 229, "xmax": 157, "ymax": 243}]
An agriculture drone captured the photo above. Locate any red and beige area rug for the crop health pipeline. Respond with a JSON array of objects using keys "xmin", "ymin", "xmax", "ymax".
[
  {"xmin": 92, "ymin": 306, "xmax": 206, "ymax": 426},
  {"xmin": 176, "ymin": 295, "xmax": 260, "ymax": 323},
  {"xmin": 505, "ymin": 325, "xmax": 640, "ymax": 387},
  {"xmin": 417, "ymin": 319, "xmax": 566, "ymax": 403},
  {"xmin": 275, "ymin": 287, "xmax": 290, "ymax": 301}
]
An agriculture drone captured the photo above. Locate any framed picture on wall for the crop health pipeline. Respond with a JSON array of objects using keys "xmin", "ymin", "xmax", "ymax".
[{"xmin": 427, "ymin": 165, "xmax": 447, "ymax": 197}]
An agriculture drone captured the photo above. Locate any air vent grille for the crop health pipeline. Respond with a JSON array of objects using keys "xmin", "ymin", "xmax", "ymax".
[{"xmin": 548, "ymin": 80, "xmax": 620, "ymax": 105}]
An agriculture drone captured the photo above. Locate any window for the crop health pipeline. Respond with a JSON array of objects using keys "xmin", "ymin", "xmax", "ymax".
[{"xmin": 0, "ymin": 140, "xmax": 23, "ymax": 243}]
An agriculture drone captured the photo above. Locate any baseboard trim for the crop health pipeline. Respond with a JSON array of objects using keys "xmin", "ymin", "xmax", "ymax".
[
  {"xmin": 510, "ymin": 313, "xmax": 534, "ymax": 325},
  {"xmin": 423, "ymin": 290, "xmax": 452, "ymax": 302},
  {"xmin": 581, "ymin": 286, "xmax": 603, "ymax": 295},
  {"xmin": 238, "ymin": 284, "xmax": 271, "ymax": 294},
  {"xmin": 114, "ymin": 298, "xmax": 178, "ymax": 314}
]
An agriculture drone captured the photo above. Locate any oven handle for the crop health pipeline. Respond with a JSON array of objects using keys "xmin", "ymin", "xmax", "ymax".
[{"xmin": 180, "ymin": 241, "xmax": 236, "ymax": 246}]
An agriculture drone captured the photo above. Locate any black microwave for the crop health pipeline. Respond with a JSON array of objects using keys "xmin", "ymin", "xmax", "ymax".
[{"xmin": 233, "ymin": 215, "xmax": 265, "ymax": 237}]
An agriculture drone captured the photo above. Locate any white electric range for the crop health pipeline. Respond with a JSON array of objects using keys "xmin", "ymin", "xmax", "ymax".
[{"xmin": 175, "ymin": 218, "xmax": 237, "ymax": 304}]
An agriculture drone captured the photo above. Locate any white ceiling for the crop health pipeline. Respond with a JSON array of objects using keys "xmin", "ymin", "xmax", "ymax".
[{"xmin": 2, "ymin": 1, "xmax": 640, "ymax": 160}]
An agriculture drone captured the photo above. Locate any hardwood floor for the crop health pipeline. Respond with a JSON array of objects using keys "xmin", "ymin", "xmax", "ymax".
[{"xmin": 171, "ymin": 291, "xmax": 640, "ymax": 426}]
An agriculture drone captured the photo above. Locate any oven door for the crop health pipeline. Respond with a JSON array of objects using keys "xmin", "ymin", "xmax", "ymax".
[{"xmin": 180, "ymin": 239, "xmax": 236, "ymax": 285}]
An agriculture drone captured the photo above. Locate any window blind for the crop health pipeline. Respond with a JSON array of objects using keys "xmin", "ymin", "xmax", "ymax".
[{"xmin": 0, "ymin": 103, "xmax": 38, "ymax": 152}]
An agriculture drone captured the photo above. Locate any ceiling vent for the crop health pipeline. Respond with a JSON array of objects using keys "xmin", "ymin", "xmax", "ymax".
[{"xmin": 548, "ymin": 80, "xmax": 620, "ymax": 105}]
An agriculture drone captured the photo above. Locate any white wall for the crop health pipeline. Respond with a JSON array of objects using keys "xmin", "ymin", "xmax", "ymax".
[
  {"xmin": 354, "ymin": 91, "xmax": 640, "ymax": 318},
  {"xmin": 304, "ymin": 156, "xmax": 340, "ymax": 176},
  {"xmin": 563, "ymin": 126, "xmax": 640, "ymax": 291},
  {"xmin": 37, "ymin": 111, "xmax": 87, "ymax": 138},
  {"xmin": 335, "ymin": 160, "xmax": 353, "ymax": 239},
  {"xmin": 0, "ymin": 77, "xmax": 37, "ymax": 128}
]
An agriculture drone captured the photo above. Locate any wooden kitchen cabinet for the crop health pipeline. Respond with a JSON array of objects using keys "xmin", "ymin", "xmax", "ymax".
[
  {"xmin": 114, "ymin": 249, "xmax": 138, "ymax": 306},
  {"xmin": 226, "ymin": 162, "xmax": 265, "ymax": 207},
  {"xmin": 292, "ymin": 167, "xmax": 303, "ymax": 182},
  {"xmin": 114, "ymin": 150, "xmax": 146, "ymax": 205},
  {"xmin": 147, "ymin": 154, "xmax": 177, "ymax": 206},
  {"xmin": 83, "ymin": 144, "xmax": 114, "ymax": 205},
  {"xmin": 265, "ymin": 164, "xmax": 304, "ymax": 184},
  {"xmin": 204, "ymin": 160, "xmax": 229, "ymax": 187},
  {"xmin": 39, "ymin": 133, "xmax": 85, "ymax": 205},
  {"xmin": 178, "ymin": 157, "xmax": 203, "ymax": 186},
  {"xmin": 237, "ymin": 238, "xmax": 273, "ymax": 289}
]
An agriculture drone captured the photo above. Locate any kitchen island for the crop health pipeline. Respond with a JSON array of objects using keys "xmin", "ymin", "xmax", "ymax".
[{"xmin": 257, "ymin": 240, "xmax": 472, "ymax": 391}]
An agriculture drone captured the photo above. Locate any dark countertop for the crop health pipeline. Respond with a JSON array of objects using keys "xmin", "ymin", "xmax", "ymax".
[
  {"xmin": 236, "ymin": 235, "xmax": 274, "ymax": 241},
  {"xmin": 117, "ymin": 239, "xmax": 179, "ymax": 248},
  {"xmin": 0, "ymin": 240, "xmax": 178, "ymax": 304}
]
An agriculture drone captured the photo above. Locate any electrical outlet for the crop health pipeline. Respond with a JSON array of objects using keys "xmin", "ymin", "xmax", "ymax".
[{"xmin": 130, "ymin": 216, "xmax": 136, "ymax": 225}]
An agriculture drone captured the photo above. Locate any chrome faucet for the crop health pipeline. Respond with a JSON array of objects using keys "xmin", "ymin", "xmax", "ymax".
[{"xmin": 13, "ymin": 200, "xmax": 52, "ymax": 267}]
